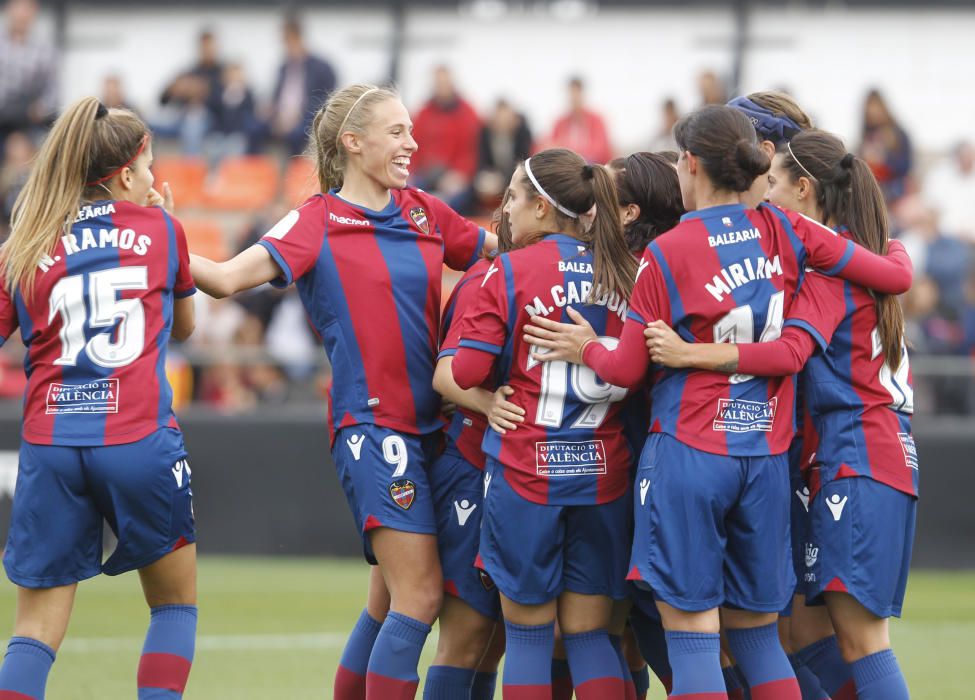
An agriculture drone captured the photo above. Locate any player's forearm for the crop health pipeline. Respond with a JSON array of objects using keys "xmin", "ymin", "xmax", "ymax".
[
  {"xmin": 735, "ymin": 328, "xmax": 817, "ymax": 376},
  {"xmin": 581, "ymin": 320, "xmax": 648, "ymax": 389},
  {"xmin": 677, "ymin": 343, "xmax": 741, "ymax": 373},
  {"xmin": 189, "ymin": 254, "xmax": 235, "ymax": 298},
  {"xmin": 831, "ymin": 239, "xmax": 913, "ymax": 295},
  {"xmin": 434, "ymin": 357, "xmax": 492, "ymax": 415}
]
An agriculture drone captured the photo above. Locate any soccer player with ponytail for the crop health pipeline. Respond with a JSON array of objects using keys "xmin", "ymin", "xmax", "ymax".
[
  {"xmin": 523, "ymin": 106, "xmax": 913, "ymax": 700},
  {"xmin": 0, "ymin": 97, "xmax": 198, "ymax": 700},
  {"xmin": 452, "ymin": 148, "xmax": 637, "ymax": 699},
  {"xmin": 645, "ymin": 129, "xmax": 916, "ymax": 700}
]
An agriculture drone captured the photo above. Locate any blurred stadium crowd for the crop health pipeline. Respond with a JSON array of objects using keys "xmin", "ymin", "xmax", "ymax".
[{"xmin": 0, "ymin": 0, "xmax": 973, "ymax": 414}]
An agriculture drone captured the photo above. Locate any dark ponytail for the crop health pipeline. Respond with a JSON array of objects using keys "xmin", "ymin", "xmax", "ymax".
[
  {"xmin": 674, "ymin": 105, "xmax": 770, "ymax": 193},
  {"xmin": 611, "ymin": 151, "xmax": 685, "ymax": 252},
  {"xmin": 519, "ymin": 148, "xmax": 637, "ymax": 300},
  {"xmin": 781, "ymin": 129, "xmax": 905, "ymax": 369}
]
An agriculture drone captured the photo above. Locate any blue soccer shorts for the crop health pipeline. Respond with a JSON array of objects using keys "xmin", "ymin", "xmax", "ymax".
[
  {"xmin": 628, "ymin": 432, "xmax": 795, "ymax": 613},
  {"xmin": 3, "ymin": 427, "xmax": 195, "ymax": 588},
  {"xmin": 333, "ymin": 425, "xmax": 440, "ymax": 564},
  {"xmin": 782, "ymin": 451, "xmax": 814, "ymax": 617},
  {"xmin": 429, "ymin": 443, "xmax": 500, "ymax": 620},
  {"xmin": 802, "ymin": 475, "xmax": 916, "ymax": 618},
  {"xmin": 477, "ymin": 458, "xmax": 630, "ymax": 606}
]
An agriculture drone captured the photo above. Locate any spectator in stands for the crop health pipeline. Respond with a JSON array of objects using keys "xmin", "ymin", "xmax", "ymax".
[
  {"xmin": 0, "ymin": 0, "xmax": 57, "ymax": 151},
  {"xmin": 472, "ymin": 98, "xmax": 532, "ymax": 214},
  {"xmin": 545, "ymin": 75, "xmax": 612, "ymax": 164},
  {"xmin": 206, "ymin": 62, "xmax": 262, "ymax": 165},
  {"xmin": 858, "ymin": 88, "xmax": 913, "ymax": 204},
  {"xmin": 649, "ymin": 97, "xmax": 680, "ymax": 152},
  {"xmin": 156, "ymin": 29, "xmax": 225, "ymax": 155},
  {"xmin": 101, "ymin": 74, "xmax": 133, "ymax": 112},
  {"xmin": 922, "ymin": 141, "xmax": 975, "ymax": 242},
  {"xmin": 267, "ymin": 15, "xmax": 337, "ymax": 155},
  {"xmin": 697, "ymin": 70, "xmax": 727, "ymax": 105},
  {"xmin": 411, "ymin": 64, "xmax": 481, "ymax": 212},
  {"xmin": 0, "ymin": 130, "xmax": 34, "ymax": 240}
]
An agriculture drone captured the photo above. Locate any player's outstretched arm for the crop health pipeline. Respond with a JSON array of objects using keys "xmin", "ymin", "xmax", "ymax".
[{"xmin": 190, "ymin": 245, "xmax": 283, "ymax": 299}]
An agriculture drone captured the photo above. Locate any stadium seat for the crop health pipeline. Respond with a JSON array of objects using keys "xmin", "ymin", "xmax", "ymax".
[
  {"xmin": 151, "ymin": 156, "xmax": 208, "ymax": 207},
  {"xmin": 283, "ymin": 156, "xmax": 319, "ymax": 207},
  {"xmin": 181, "ymin": 217, "xmax": 230, "ymax": 261},
  {"xmin": 203, "ymin": 155, "xmax": 280, "ymax": 211}
]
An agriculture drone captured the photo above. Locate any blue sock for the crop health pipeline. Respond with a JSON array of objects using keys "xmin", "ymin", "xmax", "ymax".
[
  {"xmin": 366, "ymin": 611, "xmax": 431, "ymax": 694},
  {"xmin": 335, "ymin": 609, "xmax": 382, "ymax": 698},
  {"xmin": 630, "ymin": 608, "xmax": 672, "ymax": 692},
  {"xmin": 502, "ymin": 621, "xmax": 554, "ymax": 694},
  {"xmin": 726, "ymin": 624, "xmax": 798, "ymax": 699},
  {"xmin": 796, "ymin": 635, "xmax": 855, "ymax": 698},
  {"xmin": 852, "ymin": 649, "xmax": 909, "ymax": 700},
  {"xmin": 664, "ymin": 631, "xmax": 725, "ymax": 698},
  {"xmin": 470, "ymin": 671, "xmax": 497, "ymax": 700},
  {"xmin": 563, "ymin": 630, "xmax": 625, "ymax": 698},
  {"xmin": 631, "ymin": 664, "xmax": 650, "ymax": 698},
  {"xmin": 0, "ymin": 637, "xmax": 55, "ymax": 700},
  {"xmin": 789, "ymin": 654, "xmax": 829, "ymax": 700},
  {"xmin": 138, "ymin": 605, "xmax": 197, "ymax": 699},
  {"xmin": 423, "ymin": 665, "xmax": 475, "ymax": 699}
]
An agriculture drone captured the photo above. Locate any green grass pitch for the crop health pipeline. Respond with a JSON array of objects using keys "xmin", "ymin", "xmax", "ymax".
[{"xmin": 0, "ymin": 557, "xmax": 969, "ymax": 698}]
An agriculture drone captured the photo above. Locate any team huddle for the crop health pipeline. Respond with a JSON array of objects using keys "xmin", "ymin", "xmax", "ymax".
[{"xmin": 0, "ymin": 82, "xmax": 916, "ymax": 700}]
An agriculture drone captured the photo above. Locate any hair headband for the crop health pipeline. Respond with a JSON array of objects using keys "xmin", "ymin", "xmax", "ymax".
[
  {"xmin": 787, "ymin": 141, "xmax": 817, "ymax": 182},
  {"xmin": 524, "ymin": 157, "xmax": 578, "ymax": 218},
  {"xmin": 336, "ymin": 88, "xmax": 380, "ymax": 146},
  {"xmin": 85, "ymin": 133, "xmax": 149, "ymax": 187},
  {"xmin": 727, "ymin": 96, "xmax": 802, "ymax": 145}
]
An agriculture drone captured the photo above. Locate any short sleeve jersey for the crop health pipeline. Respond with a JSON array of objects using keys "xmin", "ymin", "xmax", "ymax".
[
  {"xmin": 785, "ymin": 268, "xmax": 917, "ymax": 498},
  {"xmin": 258, "ymin": 187, "xmax": 485, "ymax": 442},
  {"xmin": 0, "ymin": 201, "xmax": 195, "ymax": 446},
  {"xmin": 458, "ymin": 234, "xmax": 632, "ymax": 505},
  {"xmin": 628, "ymin": 202, "xmax": 860, "ymax": 457},
  {"xmin": 438, "ymin": 259, "xmax": 493, "ymax": 470}
]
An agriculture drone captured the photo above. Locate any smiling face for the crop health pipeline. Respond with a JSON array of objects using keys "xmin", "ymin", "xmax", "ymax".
[{"xmin": 347, "ymin": 98, "xmax": 418, "ymax": 191}]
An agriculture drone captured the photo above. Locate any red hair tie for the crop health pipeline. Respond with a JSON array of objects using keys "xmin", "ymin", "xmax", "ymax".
[{"xmin": 85, "ymin": 133, "xmax": 149, "ymax": 187}]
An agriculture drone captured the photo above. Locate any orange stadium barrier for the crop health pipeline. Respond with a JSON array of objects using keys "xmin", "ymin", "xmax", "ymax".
[
  {"xmin": 283, "ymin": 156, "xmax": 318, "ymax": 207},
  {"xmin": 151, "ymin": 156, "xmax": 208, "ymax": 207},
  {"xmin": 203, "ymin": 155, "xmax": 280, "ymax": 211},
  {"xmin": 181, "ymin": 217, "xmax": 230, "ymax": 261}
]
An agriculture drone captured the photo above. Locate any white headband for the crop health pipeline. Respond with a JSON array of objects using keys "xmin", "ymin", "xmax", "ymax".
[
  {"xmin": 336, "ymin": 88, "xmax": 380, "ymax": 146},
  {"xmin": 524, "ymin": 157, "xmax": 578, "ymax": 218},
  {"xmin": 787, "ymin": 141, "xmax": 817, "ymax": 182}
]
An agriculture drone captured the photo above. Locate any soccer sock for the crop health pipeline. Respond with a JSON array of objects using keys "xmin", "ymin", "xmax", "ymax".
[
  {"xmin": 726, "ymin": 623, "xmax": 799, "ymax": 700},
  {"xmin": 608, "ymin": 634, "xmax": 638, "ymax": 700},
  {"xmin": 550, "ymin": 657, "xmax": 572, "ymax": 700},
  {"xmin": 723, "ymin": 665, "xmax": 745, "ymax": 700},
  {"xmin": 366, "ymin": 611, "xmax": 431, "ymax": 700},
  {"xmin": 501, "ymin": 621, "xmax": 554, "ymax": 699},
  {"xmin": 664, "ymin": 630, "xmax": 727, "ymax": 699},
  {"xmin": 0, "ymin": 637, "xmax": 55, "ymax": 700},
  {"xmin": 335, "ymin": 609, "xmax": 383, "ymax": 700},
  {"xmin": 630, "ymin": 609, "xmax": 672, "ymax": 693},
  {"xmin": 796, "ymin": 636, "xmax": 855, "ymax": 699},
  {"xmin": 631, "ymin": 664, "xmax": 650, "ymax": 700},
  {"xmin": 470, "ymin": 671, "xmax": 498, "ymax": 700},
  {"xmin": 423, "ymin": 666, "xmax": 475, "ymax": 699},
  {"xmin": 137, "ymin": 605, "xmax": 197, "ymax": 700},
  {"xmin": 562, "ymin": 630, "xmax": 625, "ymax": 699},
  {"xmin": 851, "ymin": 649, "xmax": 909, "ymax": 700},
  {"xmin": 788, "ymin": 654, "xmax": 829, "ymax": 700}
]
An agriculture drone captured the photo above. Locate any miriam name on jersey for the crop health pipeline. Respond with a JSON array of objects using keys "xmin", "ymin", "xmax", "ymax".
[
  {"xmin": 257, "ymin": 188, "xmax": 485, "ymax": 441},
  {"xmin": 438, "ymin": 259, "xmax": 494, "ymax": 470},
  {"xmin": 458, "ymin": 234, "xmax": 632, "ymax": 506},
  {"xmin": 786, "ymin": 267, "xmax": 917, "ymax": 498},
  {"xmin": 0, "ymin": 201, "xmax": 195, "ymax": 446},
  {"xmin": 630, "ymin": 202, "xmax": 893, "ymax": 458}
]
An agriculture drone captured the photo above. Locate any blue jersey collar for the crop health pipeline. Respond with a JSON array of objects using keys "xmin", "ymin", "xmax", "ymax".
[
  {"xmin": 680, "ymin": 202, "xmax": 748, "ymax": 223},
  {"xmin": 329, "ymin": 188, "xmax": 397, "ymax": 217}
]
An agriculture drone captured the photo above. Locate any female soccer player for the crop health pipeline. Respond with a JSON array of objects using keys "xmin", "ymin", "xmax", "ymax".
[
  {"xmin": 644, "ymin": 129, "xmax": 916, "ymax": 700},
  {"xmin": 451, "ymin": 148, "xmax": 638, "ymax": 700},
  {"xmin": 0, "ymin": 97, "xmax": 198, "ymax": 700},
  {"xmin": 521, "ymin": 105, "xmax": 912, "ymax": 700},
  {"xmin": 188, "ymin": 84, "xmax": 495, "ymax": 700}
]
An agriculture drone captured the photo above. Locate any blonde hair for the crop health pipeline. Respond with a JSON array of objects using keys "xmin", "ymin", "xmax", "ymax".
[
  {"xmin": 1, "ymin": 97, "xmax": 147, "ymax": 300},
  {"xmin": 308, "ymin": 84, "xmax": 400, "ymax": 191}
]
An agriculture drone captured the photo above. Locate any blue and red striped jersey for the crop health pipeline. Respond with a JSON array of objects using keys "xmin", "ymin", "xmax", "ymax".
[
  {"xmin": 0, "ymin": 201, "xmax": 195, "ymax": 446},
  {"xmin": 629, "ymin": 202, "xmax": 872, "ymax": 457},
  {"xmin": 438, "ymin": 258, "xmax": 493, "ymax": 470},
  {"xmin": 457, "ymin": 234, "xmax": 632, "ymax": 505},
  {"xmin": 785, "ymin": 268, "xmax": 917, "ymax": 498},
  {"xmin": 258, "ymin": 187, "xmax": 485, "ymax": 442}
]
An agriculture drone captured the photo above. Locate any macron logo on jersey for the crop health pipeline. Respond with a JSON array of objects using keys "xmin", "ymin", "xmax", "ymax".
[
  {"xmin": 329, "ymin": 211, "xmax": 370, "ymax": 227},
  {"xmin": 454, "ymin": 499, "xmax": 477, "ymax": 526}
]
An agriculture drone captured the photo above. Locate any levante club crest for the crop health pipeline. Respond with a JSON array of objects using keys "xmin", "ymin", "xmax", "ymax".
[
  {"xmin": 409, "ymin": 207, "xmax": 430, "ymax": 234},
  {"xmin": 389, "ymin": 480, "xmax": 416, "ymax": 510}
]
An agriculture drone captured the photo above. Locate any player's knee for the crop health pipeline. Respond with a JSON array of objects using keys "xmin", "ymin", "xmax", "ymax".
[
  {"xmin": 835, "ymin": 629, "xmax": 889, "ymax": 663},
  {"xmin": 393, "ymin": 584, "xmax": 443, "ymax": 624}
]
